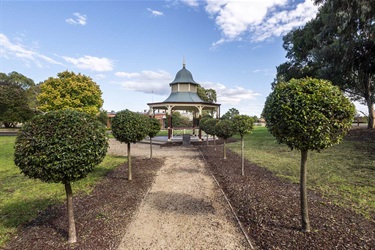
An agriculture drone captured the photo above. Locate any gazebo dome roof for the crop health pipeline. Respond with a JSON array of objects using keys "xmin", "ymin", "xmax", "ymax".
[{"xmin": 170, "ymin": 64, "xmax": 198, "ymax": 86}]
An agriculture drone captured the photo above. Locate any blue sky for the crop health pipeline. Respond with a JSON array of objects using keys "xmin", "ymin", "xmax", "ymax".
[{"xmin": 1, "ymin": 0, "xmax": 364, "ymax": 116}]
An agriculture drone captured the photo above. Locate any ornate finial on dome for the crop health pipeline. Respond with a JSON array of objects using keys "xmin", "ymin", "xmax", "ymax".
[{"xmin": 183, "ymin": 56, "xmax": 186, "ymax": 68}]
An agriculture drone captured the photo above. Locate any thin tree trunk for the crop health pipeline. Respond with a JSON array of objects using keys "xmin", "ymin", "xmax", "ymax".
[
  {"xmin": 127, "ymin": 142, "xmax": 132, "ymax": 181},
  {"xmin": 214, "ymin": 135, "xmax": 216, "ymax": 151},
  {"xmin": 367, "ymin": 101, "xmax": 374, "ymax": 129},
  {"xmin": 150, "ymin": 137, "xmax": 153, "ymax": 159},
  {"xmin": 300, "ymin": 150, "xmax": 310, "ymax": 232},
  {"xmin": 364, "ymin": 74, "xmax": 375, "ymax": 129},
  {"xmin": 241, "ymin": 136, "xmax": 245, "ymax": 176},
  {"xmin": 206, "ymin": 133, "xmax": 209, "ymax": 145},
  {"xmin": 223, "ymin": 140, "xmax": 227, "ymax": 160},
  {"xmin": 64, "ymin": 182, "xmax": 76, "ymax": 243}
]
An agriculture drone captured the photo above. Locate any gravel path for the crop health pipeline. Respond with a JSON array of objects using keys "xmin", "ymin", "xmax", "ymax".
[{"xmin": 108, "ymin": 140, "xmax": 249, "ymax": 249}]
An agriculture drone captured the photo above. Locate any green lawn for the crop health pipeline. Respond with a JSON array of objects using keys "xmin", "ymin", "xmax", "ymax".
[
  {"xmin": 0, "ymin": 136, "xmax": 126, "ymax": 246},
  {"xmin": 229, "ymin": 126, "xmax": 375, "ymax": 220}
]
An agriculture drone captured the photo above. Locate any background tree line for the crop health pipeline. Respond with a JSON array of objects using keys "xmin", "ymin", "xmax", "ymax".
[
  {"xmin": 274, "ymin": 0, "xmax": 374, "ymax": 128},
  {"xmin": 0, "ymin": 72, "xmax": 40, "ymax": 128}
]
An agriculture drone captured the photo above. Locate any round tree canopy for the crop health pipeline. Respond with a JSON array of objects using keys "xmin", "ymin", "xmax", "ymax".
[
  {"xmin": 14, "ymin": 109, "xmax": 108, "ymax": 184},
  {"xmin": 111, "ymin": 109, "xmax": 149, "ymax": 144},
  {"xmin": 215, "ymin": 119, "xmax": 234, "ymax": 140},
  {"xmin": 263, "ymin": 78, "xmax": 355, "ymax": 152},
  {"xmin": 232, "ymin": 115, "xmax": 254, "ymax": 137},
  {"xmin": 148, "ymin": 117, "xmax": 161, "ymax": 138}
]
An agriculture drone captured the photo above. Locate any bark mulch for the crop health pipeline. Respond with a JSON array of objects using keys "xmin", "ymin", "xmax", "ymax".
[
  {"xmin": 3, "ymin": 158, "xmax": 164, "ymax": 250},
  {"xmin": 199, "ymin": 130, "xmax": 374, "ymax": 249},
  {"xmin": 3, "ymin": 128, "xmax": 374, "ymax": 249}
]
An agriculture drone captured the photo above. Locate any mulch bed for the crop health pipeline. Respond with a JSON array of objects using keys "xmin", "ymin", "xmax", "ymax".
[
  {"xmin": 199, "ymin": 128, "xmax": 375, "ymax": 249},
  {"xmin": 3, "ymin": 158, "xmax": 164, "ymax": 250},
  {"xmin": 4, "ymin": 128, "xmax": 375, "ymax": 249}
]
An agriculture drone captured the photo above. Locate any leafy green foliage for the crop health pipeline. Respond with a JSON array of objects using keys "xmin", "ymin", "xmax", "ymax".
[
  {"xmin": 199, "ymin": 116, "xmax": 210, "ymax": 130},
  {"xmin": 275, "ymin": 0, "xmax": 375, "ymax": 128},
  {"xmin": 232, "ymin": 115, "xmax": 254, "ymax": 175},
  {"xmin": 1, "ymin": 136, "xmax": 123, "ymax": 247},
  {"xmin": 38, "ymin": 71, "xmax": 103, "ymax": 116},
  {"xmin": 201, "ymin": 118, "xmax": 218, "ymax": 136},
  {"xmin": 0, "ymin": 83, "xmax": 35, "ymax": 127},
  {"xmin": 215, "ymin": 119, "xmax": 234, "ymax": 140},
  {"xmin": 96, "ymin": 109, "xmax": 109, "ymax": 127},
  {"xmin": 165, "ymin": 111, "xmax": 192, "ymax": 127},
  {"xmin": 264, "ymin": 77, "xmax": 355, "ymax": 232},
  {"xmin": 148, "ymin": 117, "xmax": 161, "ymax": 138},
  {"xmin": 197, "ymin": 85, "xmax": 217, "ymax": 103},
  {"xmin": 221, "ymin": 108, "xmax": 240, "ymax": 120},
  {"xmin": 0, "ymin": 72, "xmax": 38, "ymax": 127},
  {"xmin": 111, "ymin": 109, "xmax": 149, "ymax": 144},
  {"xmin": 232, "ymin": 115, "xmax": 254, "ymax": 137},
  {"xmin": 14, "ymin": 110, "xmax": 108, "ymax": 184},
  {"xmin": 263, "ymin": 78, "xmax": 355, "ymax": 152},
  {"xmin": 0, "ymin": 71, "xmax": 35, "ymax": 89}
]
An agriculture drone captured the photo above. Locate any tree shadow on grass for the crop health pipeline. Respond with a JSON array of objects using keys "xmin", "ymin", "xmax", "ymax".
[{"xmin": 1, "ymin": 198, "xmax": 67, "ymax": 241}]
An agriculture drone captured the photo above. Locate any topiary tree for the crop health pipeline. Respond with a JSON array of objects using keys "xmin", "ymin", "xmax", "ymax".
[
  {"xmin": 263, "ymin": 77, "xmax": 355, "ymax": 232},
  {"xmin": 215, "ymin": 119, "xmax": 234, "ymax": 159},
  {"xmin": 148, "ymin": 117, "xmax": 161, "ymax": 159},
  {"xmin": 204, "ymin": 118, "xmax": 219, "ymax": 149},
  {"xmin": 199, "ymin": 116, "xmax": 211, "ymax": 145},
  {"xmin": 14, "ymin": 110, "xmax": 108, "ymax": 243},
  {"xmin": 233, "ymin": 115, "xmax": 254, "ymax": 176},
  {"xmin": 111, "ymin": 110, "xmax": 149, "ymax": 180}
]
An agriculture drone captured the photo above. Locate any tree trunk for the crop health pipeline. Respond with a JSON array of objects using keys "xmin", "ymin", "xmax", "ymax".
[
  {"xmin": 150, "ymin": 137, "xmax": 153, "ymax": 159},
  {"xmin": 241, "ymin": 136, "xmax": 245, "ymax": 176},
  {"xmin": 168, "ymin": 115, "xmax": 172, "ymax": 140},
  {"xmin": 364, "ymin": 73, "xmax": 375, "ymax": 129},
  {"xmin": 206, "ymin": 133, "xmax": 209, "ymax": 146},
  {"xmin": 64, "ymin": 182, "xmax": 77, "ymax": 243},
  {"xmin": 198, "ymin": 124, "xmax": 202, "ymax": 140},
  {"xmin": 300, "ymin": 150, "xmax": 310, "ymax": 232},
  {"xmin": 214, "ymin": 135, "xmax": 216, "ymax": 151},
  {"xmin": 367, "ymin": 101, "xmax": 374, "ymax": 129},
  {"xmin": 127, "ymin": 142, "xmax": 132, "ymax": 181},
  {"xmin": 223, "ymin": 140, "xmax": 227, "ymax": 160}
]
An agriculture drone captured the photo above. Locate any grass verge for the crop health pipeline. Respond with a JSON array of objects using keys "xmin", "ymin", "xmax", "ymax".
[
  {"xmin": 0, "ymin": 136, "xmax": 126, "ymax": 247},
  {"xmin": 229, "ymin": 126, "xmax": 375, "ymax": 220}
]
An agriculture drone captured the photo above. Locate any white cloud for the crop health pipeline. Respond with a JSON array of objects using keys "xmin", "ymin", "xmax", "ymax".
[
  {"xmin": 115, "ymin": 70, "xmax": 172, "ymax": 95},
  {"xmin": 62, "ymin": 55, "xmax": 114, "ymax": 72},
  {"xmin": 147, "ymin": 8, "xmax": 164, "ymax": 16},
  {"xmin": 114, "ymin": 68, "xmax": 261, "ymax": 104},
  {"xmin": 0, "ymin": 33, "xmax": 62, "ymax": 67},
  {"xmin": 66, "ymin": 13, "xmax": 87, "ymax": 26},
  {"xmin": 202, "ymin": 0, "xmax": 318, "ymax": 45},
  {"xmin": 253, "ymin": 0, "xmax": 319, "ymax": 42},
  {"xmin": 167, "ymin": 0, "xmax": 200, "ymax": 8},
  {"xmin": 94, "ymin": 74, "xmax": 106, "ymax": 80},
  {"xmin": 115, "ymin": 72, "xmax": 141, "ymax": 78},
  {"xmin": 181, "ymin": 0, "xmax": 199, "ymax": 7},
  {"xmin": 200, "ymin": 81, "xmax": 261, "ymax": 105}
]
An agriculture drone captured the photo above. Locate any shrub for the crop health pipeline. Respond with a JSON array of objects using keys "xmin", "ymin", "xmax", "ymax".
[
  {"xmin": 111, "ymin": 110, "xmax": 149, "ymax": 180},
  {"xmin": 263, "ymin": 77, "xmax": 355, "ymax": 232},
  {"xmin": 14, "ymin": 109, "xmax": 108, "ymax": 243},
  {"xmin": 215, "ymin": 119, "xmax": 234, "ymax": 159}
]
